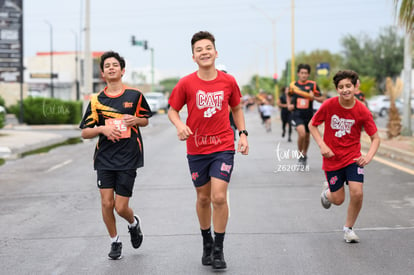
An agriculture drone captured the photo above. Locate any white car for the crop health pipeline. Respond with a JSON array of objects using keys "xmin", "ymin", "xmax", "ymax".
[
  {"xmin": 144, "ymin": 92, "xmax": 169, "ymax": 114},
  {"xmin": 367, "ymin": 95, "xmax": 403, "ymax": 117},
  {"xmin": 0, "ymin": 106, "xmax": 6, "ymax": 114}
]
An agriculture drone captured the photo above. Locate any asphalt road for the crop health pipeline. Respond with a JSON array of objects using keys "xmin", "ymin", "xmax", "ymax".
[{"xmin": 0, "ymin": 111, "xmax": 413, "ymax": 275}]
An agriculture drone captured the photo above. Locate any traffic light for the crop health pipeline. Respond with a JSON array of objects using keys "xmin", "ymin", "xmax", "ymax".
[
  {"xmin": 131, "ymin": 36, "xmax": 148, "ymax": 50},
  {"xmin": 273, "ymin": 73, "xmax": 278, "ymax": 84}
]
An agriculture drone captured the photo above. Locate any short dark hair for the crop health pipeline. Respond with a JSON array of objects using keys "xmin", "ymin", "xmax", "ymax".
[
  {"xmin": 297, "ymin": 63, "xmax": 311, "ymax": 73},
  {"xmin": 333, "ymin": 70, "xmax": 359, "ymax": 88},
  {"xmin": 99, "ymin": 51, "xmax": 126, "ymax": 71},
  {"xmin": 191, "ymin": 31, "xmax": 216, "ymax": 53}
]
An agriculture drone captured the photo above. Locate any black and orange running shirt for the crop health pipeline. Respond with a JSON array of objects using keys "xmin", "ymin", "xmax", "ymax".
[
  {"xmin": 289, "ymin": 80, "xmax": 321, "ymax": 115},
  {"xmin": 79, "ymin": 85, "xmax": 152, "ymax": 170}
]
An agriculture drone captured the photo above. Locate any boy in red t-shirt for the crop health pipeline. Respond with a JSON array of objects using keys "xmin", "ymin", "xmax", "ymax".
[
  {"xmin": 309, "ymin": 70, "xmax": 380, "ymax": 243},
  {"xmin": 168, "ymin": 31, "xmax": 249, "ymax": 269}
]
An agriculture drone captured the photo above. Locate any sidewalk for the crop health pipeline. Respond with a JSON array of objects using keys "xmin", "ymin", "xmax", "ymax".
[
  {"xmin": 0, "ymin": 123, "xmax": 80, "ymax": 159},
  {"xmin": 361, "ymin": 128, "xmax": 414, "ymax": 169}
]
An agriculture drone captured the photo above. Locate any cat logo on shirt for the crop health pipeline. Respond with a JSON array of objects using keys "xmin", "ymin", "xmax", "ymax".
[
  {"xmin": 331, "ymin": 115, "xmax": 355, "ymax": 138},
  {"xmin": 196, "ymin": 90, "xmax": 224, "ymax": 118}
]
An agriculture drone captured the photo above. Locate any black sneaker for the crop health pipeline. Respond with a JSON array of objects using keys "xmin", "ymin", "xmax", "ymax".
[
  {"xmin": 129, "ymin": 215, "xmax": 143, "ymax": 249},
  {"xmin": 108, "ymin": 242, "xmax": 122, "ymax": 260},
  {"xmin": 298, "ymin": 155, "xmax": 307, "ymax": 166},
  {"xmin": 212, "ymin": 245, "xmax": 227, "ymax": 269},
  {"xmin": 201, "ymin": 241, "xmax": 213, "ymax": 266}
]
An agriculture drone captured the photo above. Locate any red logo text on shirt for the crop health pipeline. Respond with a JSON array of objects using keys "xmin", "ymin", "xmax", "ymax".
[{"xmin": 123, "ymin": 101, "xmax": 133, "ymax": 108}]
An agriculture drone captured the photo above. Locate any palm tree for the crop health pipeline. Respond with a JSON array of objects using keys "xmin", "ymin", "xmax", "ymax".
[{"xmin": 393, "ymin": 0, "xmax": 413, "ymax": 135}]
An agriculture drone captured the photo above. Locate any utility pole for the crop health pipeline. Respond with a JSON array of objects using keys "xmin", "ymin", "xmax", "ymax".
[
  {"xmin": 401, "ymin": 33, "xmax": 412, "ymax": 136},
  {"xmin": 251, "ymin": 4, "xmax": 286, "ymax": 101},
  {"xmin": 84, "ymin": 0, "xmax": 93, "ymax": 99},
  {"xmin": 290, "ymin": 0, "xmax": 295, "ymax": 82},
  {"xmin": 45, "ymin": 21, "xmax": 54, "ymax": 98},
  {"xmin": 72, "ymin": 30, "xmax": 80, "ymax": 101},
  {"xmin": 150, "ymin": 47, "xmax": 154, "ymax": 92},
  {"xmin": 18, "ymin": 1, "xmax": 24, "ymax": 123}
]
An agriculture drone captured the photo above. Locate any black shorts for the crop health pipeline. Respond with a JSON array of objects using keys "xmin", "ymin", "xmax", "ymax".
[
  {"xmin": 291, "ymin": 111, "xmax": 312, "ymax": 132},
  {"xmin": 187, "ymin": 151, "xmax": 235, "ymax": 188},
  {"xmin": 324, "ymin": 163, "xmax": 364, "ymax": 192},
  {"xmin": 96, "ymin": 169, "xmax": 137, "ymax": 197}
]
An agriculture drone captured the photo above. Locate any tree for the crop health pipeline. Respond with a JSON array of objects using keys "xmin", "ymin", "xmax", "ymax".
[
  {"xmin": 341, "ymin": 27, "xmax": 404, "ymax": 89},
  {"xmin": 294, "ymin": 50, "xmax": 344, "ymax": 81},
  {"xmin": 279, "ymin": 50, "xmax": 343, "ymax": 92},
  {"xmin": 159, "ymin": 77, "xmax": 180, "ymax": 94},
  {"xmin": 394, "ymin": 0, "xmax": 413, "ymax": 136},
  {"xmin": 394, "ymin": 0, "xmax": 414, "ymax": 32}
]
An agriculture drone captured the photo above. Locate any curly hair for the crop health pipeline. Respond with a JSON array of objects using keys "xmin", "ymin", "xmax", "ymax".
[
  {"xmin": 99, "ymin": 51, "xmax": 126, "ymax": 71},
  {"xmin": 333, "ymin": 70, "xmax": 359, "ymax": 88}
]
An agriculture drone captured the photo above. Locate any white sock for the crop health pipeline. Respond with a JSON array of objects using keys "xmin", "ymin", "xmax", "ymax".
[
  {"xmin": 110, "ymin": 235, "xmax": 120, "ymax": 243},
  {"xmin": 343, "ymin": 226, "xmax": 352, "ymax": 232},
  {"xmin": 129, "ymin": 216, "xmax": 138, "ymax": 228}
]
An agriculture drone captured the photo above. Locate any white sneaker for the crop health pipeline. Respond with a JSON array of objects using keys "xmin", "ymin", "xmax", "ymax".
[
  {"xmin": 344, "ymin": 229, "xmax": 360, "ymax": 243},
  {"xmin": 320, "ymin": 181, "xmax": 331, "ymax": 209}
]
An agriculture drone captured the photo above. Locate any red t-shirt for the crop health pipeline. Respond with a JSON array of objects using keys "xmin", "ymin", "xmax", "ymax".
[
  {"xmin": 169, "ymin": 70, "xmax": 241, "ymax": 155},
  {"xmin": 311, "ymin": 97, "xmax": 377, "ymax": 171}
]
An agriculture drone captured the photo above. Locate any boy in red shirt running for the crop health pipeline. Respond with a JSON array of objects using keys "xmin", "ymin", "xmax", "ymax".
[
  {"xmin": 309, "ymin": 70, "xmax": 380, "ymax": 243},
  {"xmin": 168, "ymin": 31, "xmax": 249, "ymax": 269}
]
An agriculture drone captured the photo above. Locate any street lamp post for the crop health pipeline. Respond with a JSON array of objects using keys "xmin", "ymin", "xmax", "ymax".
[
  {"xmin": 72, "ymin": 30, "xmax": 80, "ymax": 101},
  {"xmin": 150, "ymin": 47, "xmax": 154, "ymax": 92},
  {"xmin": 45, "ymin": 21, "xmax": 54, "ymax": 98},
  {"xmin": 291, "ymin": 0, "xmax": 295, "ymax": 82},
  {"xmin": 251, "ymin": 5, "xmax": 287, "ymax": 99}
]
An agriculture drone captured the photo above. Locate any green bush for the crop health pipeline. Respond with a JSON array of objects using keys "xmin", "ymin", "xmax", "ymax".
[
  {"xmin": 9, "ymin": 97, "xmax": 83, "ymax": 125},
  {"xmin": 0, "ymin": 112, "xmax": 4, "ymax": 129}
]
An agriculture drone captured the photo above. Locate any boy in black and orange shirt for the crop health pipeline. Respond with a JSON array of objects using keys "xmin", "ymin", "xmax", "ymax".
[
  {"xmin": 80, "ymin": 51, "xmax": 152, "ymax": 260},
  {"xmin": 288, "ymin": 64, "xmax": 325, "ymax": 165}
]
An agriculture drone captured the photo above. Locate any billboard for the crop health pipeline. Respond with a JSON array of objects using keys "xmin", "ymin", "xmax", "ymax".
[{"xmin": 0, "ymin": 0, "xmax": 22, "ymax": 82}]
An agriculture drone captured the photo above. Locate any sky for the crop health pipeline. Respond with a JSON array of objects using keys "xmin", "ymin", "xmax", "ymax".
[{"xmin": 24, "ymin": 0, "xmax": 399, "ymax": 85}]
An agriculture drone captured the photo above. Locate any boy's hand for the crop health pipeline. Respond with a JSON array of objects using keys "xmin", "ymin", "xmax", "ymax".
[
  {"xmin": 237, "ymin": 135, "xmax": 249, "ymax": 155},
  {"xmin": 123, "ymin": 114, "xmax": 137, "ymax": 127},
  {"xmin": 176, "ymin": 123, "xmax": 193, "ymax": 141},
  {"xmin": 102, "ymin": 124, "xmax": 121, "ymax": 142},
  {"xmin": 320, "ymin": 143, "xmax": 335, "ymax": 158},
  {"xmin": 354, "ymin": 156, "xmax": 371, "ymax": 167}
]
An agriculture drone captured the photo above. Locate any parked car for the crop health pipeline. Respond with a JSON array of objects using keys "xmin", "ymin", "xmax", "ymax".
[
  {"xmin": 367, "ymin": 95, "xmax": 403, "ymax": 117},
  {"xmin": 144, "ymin": 92, "xmax": 169, "ymax": 114}
]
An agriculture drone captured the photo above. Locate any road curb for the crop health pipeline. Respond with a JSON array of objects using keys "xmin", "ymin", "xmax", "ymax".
[{"xmin": 361, "ymin": 137, "xmax": 414, "ymax": 168}]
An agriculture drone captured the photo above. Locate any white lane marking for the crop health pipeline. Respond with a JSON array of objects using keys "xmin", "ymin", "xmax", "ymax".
[
  {"xmin": 356, "ymin": 226, "xmax": 414, "ymax": 231},
  {"xmin": 46, "ymin": 159, "xmax": 73, "ymax": 173}
]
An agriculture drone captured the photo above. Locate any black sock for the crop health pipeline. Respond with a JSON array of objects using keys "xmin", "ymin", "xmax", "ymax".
[
  {"xmin": 214, "ymin": 232, "xmax": 225, "ymax": 248},
  {"xmin": 201, "ymin": 228, "xmax": 213, "ymax": 244}
]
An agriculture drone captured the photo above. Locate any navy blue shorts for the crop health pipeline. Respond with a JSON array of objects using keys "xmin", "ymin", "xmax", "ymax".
[
  {"xmin": 187, "ymin": 151, "xmax": 235, "ymax": 187},
  {"xmin": 324, "ymin": 163, "xmax": 364, "ymax": 192},
  {"xmin": 96, "ymin": 169, "xmax": 137, "ymax": 197}
]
